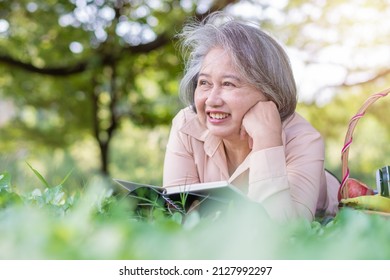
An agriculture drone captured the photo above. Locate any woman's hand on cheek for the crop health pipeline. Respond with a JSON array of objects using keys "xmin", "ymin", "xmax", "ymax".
[
  {"xmin": 241, "ymin": 101, "xmax": 283, "ymax": 151},
  {"xmin": 240, "ymin": 125, "xmax": 254, "ymax": 149}
]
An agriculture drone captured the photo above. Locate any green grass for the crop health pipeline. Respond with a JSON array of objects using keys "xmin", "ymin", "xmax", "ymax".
[{"xmin": 1, "ymin": 171, "xmax": 390, "ymax": 260}]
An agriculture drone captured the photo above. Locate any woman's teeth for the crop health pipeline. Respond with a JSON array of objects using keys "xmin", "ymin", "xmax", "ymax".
[{"xmin": 209, "ymin": 113, "xmax": 229, "ymax": 119}]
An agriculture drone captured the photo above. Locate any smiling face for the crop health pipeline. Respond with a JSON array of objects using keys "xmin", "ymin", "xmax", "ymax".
[{"xmin": 194, "ymin": 48, "xmax": 266, "ymax": 141}]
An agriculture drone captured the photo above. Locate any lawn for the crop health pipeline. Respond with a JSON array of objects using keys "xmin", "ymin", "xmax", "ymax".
[{"xmin": 1, "ymin": 171, "xmax": 390, "ymax": 260}]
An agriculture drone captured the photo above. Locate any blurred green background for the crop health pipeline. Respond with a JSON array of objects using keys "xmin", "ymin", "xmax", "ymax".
[{"xmin": 0, "ymin": 0, "xmax": 389, "ymax": 192}]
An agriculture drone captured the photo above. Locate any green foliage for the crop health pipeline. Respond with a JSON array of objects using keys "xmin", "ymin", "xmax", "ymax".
[
  {"xmin": 2, "ymin": 169, "xmax": 390, "ymax": 260},
  {"xmin": 0, "ymin": 173, "xmax": 23, "ymax": 208}
]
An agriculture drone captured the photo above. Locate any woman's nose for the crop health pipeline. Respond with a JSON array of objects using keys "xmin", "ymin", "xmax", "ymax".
[{"xmin": 205, "ymin": 87, "xmax": 223, "ymax": 107}]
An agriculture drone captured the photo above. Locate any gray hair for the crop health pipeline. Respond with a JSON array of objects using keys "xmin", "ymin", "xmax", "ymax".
[{"xmin": 177, "ymin": 12, "xmax": 297, "ymax": 121}]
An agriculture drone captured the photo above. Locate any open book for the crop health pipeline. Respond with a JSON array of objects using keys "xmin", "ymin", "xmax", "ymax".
[{"xmin": 113, "ymin": 179, "xmax": 246, "ymax": 212}]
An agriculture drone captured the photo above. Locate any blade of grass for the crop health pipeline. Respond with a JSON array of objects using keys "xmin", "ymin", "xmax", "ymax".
[
  {"xmin": 58, "ymin": 168, "xmax": 74, "ymax": 186},
  {"xmin": 26, "ymin": 162, "xmax": 50, "ymax": 188}
]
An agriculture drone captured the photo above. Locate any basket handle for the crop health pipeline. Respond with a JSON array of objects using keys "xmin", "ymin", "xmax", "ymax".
[{"xmin": 339, "ymin": 87, "xmax": 390, "ymax": 198}]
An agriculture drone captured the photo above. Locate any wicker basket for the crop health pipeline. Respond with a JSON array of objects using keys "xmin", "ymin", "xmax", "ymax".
[{"xmin": 339, "ymin": 87, "xmax": 390, "ymax": 200}]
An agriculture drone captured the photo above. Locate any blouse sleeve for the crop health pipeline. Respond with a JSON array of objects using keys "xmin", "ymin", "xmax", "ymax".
[
  {"xmin": 246, "ymin": 129, "xmax": 325, "ymax": 221},
  {"xmin": 162, "ymin": 111, "xmax": 200, "ymax": 187}
]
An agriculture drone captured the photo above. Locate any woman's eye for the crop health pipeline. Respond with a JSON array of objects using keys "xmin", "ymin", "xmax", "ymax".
[
  {"xmin": 223, "ymin": 81, "xmax": 234, "ymax": 87},
  {"xmin": 198, "ymin": 80, "xmax": 208, "ymax": 86}
]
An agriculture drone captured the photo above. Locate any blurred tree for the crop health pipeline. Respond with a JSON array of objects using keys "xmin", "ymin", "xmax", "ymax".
[
  {"xmin": 0, "ymin": 0, "xmax": 238, "ymax": 176},
  {"xmin": 1, "ymin": 0, "xmax": 389, "ymax": 182},
  {"xmin": 277, "ymin": 0, "xmax": 390, "ymax": 179},
  {"xmin": 279, "ymin": 0, "xmax": 390, "ymax": 103}
]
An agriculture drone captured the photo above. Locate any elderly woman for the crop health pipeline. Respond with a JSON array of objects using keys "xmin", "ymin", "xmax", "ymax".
[{"xmin": 163, "ymin": 12, "xmax": 338, "ymax": 221}]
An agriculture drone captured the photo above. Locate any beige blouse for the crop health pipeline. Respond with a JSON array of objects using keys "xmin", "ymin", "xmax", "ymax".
[{"xmin": 163, "ymin": 107, "xmax": 339, "ymax": 221}]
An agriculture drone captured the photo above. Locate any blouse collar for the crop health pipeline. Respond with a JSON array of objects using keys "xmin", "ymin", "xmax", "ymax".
[{"xmin": 179, "ymin": 108, "xmax": 223, "ymax": 158}]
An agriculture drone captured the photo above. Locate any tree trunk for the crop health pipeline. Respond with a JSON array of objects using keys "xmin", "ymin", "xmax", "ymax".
[{"xmin": 99, "ymin": 140, "xmax": 110, "ymax": 176}]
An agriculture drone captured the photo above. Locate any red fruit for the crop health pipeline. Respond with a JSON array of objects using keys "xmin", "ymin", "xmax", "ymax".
[{"xmin": 338, "ymin": 178, "xmax": 375, "ymax": 201}]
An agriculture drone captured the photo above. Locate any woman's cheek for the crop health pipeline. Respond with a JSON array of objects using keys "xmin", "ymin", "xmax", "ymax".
[{"xmin": 194, "ymin": 92, "xmax": 205, "ymax": 111}]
